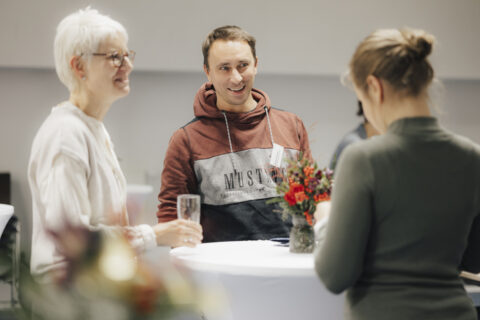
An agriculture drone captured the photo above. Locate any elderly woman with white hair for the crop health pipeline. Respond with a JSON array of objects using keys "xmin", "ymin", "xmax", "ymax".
[{"xmin": 28, "ymin": 7, "xmax": 202, "ymax": 280}]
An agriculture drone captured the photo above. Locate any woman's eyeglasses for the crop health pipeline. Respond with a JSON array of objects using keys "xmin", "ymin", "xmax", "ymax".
[{"xmin": 90, "ymin": 50, "xmax": 136, "ymax": 67}]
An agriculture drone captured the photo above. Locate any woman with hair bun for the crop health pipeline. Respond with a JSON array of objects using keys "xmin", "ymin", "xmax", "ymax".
[{"xmin": 315, "ymin": 28, "xmax": 480, "ymax": 319}]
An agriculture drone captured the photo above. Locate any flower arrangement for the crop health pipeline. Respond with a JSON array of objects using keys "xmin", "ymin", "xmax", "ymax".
[{"xmin": 273, "ymin": 152, "xmax": 333, "ymax": 226}]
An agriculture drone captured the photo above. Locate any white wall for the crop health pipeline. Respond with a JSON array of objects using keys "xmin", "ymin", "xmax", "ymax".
[{"xmin": 1, "ymin": 0, "xmax": 480, "ymax": 79}]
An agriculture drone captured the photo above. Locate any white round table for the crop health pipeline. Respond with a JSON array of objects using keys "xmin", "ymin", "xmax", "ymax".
[{"xmin": 170, "ymin": 241, "xmax": 344, "ymax": 320}]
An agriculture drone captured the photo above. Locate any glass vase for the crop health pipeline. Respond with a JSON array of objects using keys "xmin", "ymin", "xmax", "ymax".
[{"xmin": 289, "ymin": 215, "xmax": 315, "ymax": 253}]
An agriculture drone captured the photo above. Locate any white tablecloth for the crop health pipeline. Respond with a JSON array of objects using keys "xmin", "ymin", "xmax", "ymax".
[{"xmin": 170, "ymin": 240, "xmax": 344, "ymax": 320}]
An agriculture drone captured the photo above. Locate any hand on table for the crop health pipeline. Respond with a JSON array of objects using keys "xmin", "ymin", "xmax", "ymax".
[
  {"xmin": 314, "ymin": 201, "xmax": 331, "ymax": 224},
  {"xmin": 153, "ymin": 219, "xmax": 203, "ymax": 248},
  {"xmin": 313, "ymin": 201, "xmax": 331, "ymax": 244}
]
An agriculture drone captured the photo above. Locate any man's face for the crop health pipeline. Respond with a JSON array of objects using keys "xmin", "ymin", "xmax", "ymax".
[{"xmin": 204, "ymin": 40, "xmax": 258, "ymax": 111}]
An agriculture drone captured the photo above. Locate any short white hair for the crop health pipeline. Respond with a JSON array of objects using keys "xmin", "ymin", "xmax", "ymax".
[{"xmin": 54, "ymin": 7, "xmax": 128, "ymax": 92}]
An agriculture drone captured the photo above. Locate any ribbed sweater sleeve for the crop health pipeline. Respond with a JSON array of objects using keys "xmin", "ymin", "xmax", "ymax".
[{"xmin": 156, "ymin": 128, "xmax": 198, "ymax": 222}]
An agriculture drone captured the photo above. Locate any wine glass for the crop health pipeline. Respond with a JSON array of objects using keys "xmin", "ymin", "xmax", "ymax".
[{"xmin": 177, "ymin": 194, "xmax": 201, "ymax": 223}]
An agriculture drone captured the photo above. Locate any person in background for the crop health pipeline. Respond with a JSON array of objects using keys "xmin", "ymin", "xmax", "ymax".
[
  {"xmin": 329, "ymin": 100, "xmax": 379, "ymax": 171},
  {"xmin": 157, "ymin": 25, "xmax": 312, "ymax": 242},
  {"xmin": 28, "ymin": 7, "xmax": 202, "ymax": 281},
  {"xmin": 317, "ymin": 101, "xmax": 380, "ymax": 242},
  {"xmin": 314, "ymin": 28, "xmax": 480, "ymax": 320}
]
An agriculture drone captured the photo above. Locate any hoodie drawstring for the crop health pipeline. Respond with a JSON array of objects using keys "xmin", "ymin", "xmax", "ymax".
[
  {"xmin": 222, "ymin": 111, "xmax": 234, "ymax": 154},
  {"xmin": 222, "ymin": 107, "xmax": 275, "ymax": 155},
  {"xmin": 222, "ymin": 111, "xmax": 237, "ymax": 172},
  {"xmin": 263, "ymin": 106, "xmax": 275, "ymax": 146},
  {"xmin": 222, "ymin": 107, "xmax": 276, "ymax": 172}
]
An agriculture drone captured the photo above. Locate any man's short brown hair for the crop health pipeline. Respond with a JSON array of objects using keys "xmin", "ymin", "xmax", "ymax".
[{"xmin": 202, "ymin": 25, "xmax": 256, "ymax": 70}]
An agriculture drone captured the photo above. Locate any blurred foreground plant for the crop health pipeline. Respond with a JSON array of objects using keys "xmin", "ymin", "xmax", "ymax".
[{"xmin": 19, "ymin": 223, "xmax": 210, "ymax": 320}]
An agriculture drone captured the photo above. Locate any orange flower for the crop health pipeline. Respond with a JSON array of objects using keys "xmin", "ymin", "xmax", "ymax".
[
  {"xmin": 295, "ymin": 191, "xmax": 308, "ymax": 203},
  {"xmin": 304, "ymin": 211, "xmax": 313, "ymax": 226},
  {"xmin": 314, "ymin": 193, "xmax": 330, "ymax": 203},
  {"xmin": 303, "ymin": 166, "xmax": 314, "ymax": 177}
]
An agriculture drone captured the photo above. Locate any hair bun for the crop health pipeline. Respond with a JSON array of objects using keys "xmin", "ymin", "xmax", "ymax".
[
  {"xmin": 402, "ymin": 29, "xmax": 434, "ymax": 61},
  {"xmin": 349, "ymin": 28, "xmax": 435, "ymax": 96}
]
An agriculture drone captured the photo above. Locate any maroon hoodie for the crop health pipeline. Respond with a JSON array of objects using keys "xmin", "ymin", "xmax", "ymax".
[{"xmin": 157, "ymin": 82, "xmax": 311, "ymax": 242}]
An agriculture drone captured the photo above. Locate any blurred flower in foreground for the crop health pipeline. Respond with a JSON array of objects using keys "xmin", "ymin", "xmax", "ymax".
[{"xmin": 21, "ymin": 222, "xmax": 209, "ymax": 320}]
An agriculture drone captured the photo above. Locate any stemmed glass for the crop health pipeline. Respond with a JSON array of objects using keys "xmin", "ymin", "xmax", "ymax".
[{"xmin": 177, "ymin": 194, "xmax": 201, "ymax": 223}]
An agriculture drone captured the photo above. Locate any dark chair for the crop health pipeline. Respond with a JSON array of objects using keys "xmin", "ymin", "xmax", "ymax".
[
  {"xmin": 0, "ymin": 173, "xmax": 10, "ymax": 205},
  {"xmin": 0, "ymin": 206, "xmax": 19, "ymax": 309},
  {"xmin": 0, "ymin": 174, "xmax": 20, "ymax": 310}
]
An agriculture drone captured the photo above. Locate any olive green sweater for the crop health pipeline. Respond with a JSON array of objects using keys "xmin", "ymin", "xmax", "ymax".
[{"xmin": 315, "ymin": 117, "xmax": 480, "ymax": 320}]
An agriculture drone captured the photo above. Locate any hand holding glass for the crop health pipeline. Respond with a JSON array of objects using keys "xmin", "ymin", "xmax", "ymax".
[{"xmin": 177, "ymin": 194, "xmax": 201, "ymax": 223}]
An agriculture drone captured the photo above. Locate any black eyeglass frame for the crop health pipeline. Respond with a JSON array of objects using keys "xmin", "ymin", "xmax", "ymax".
[{"xmin": 90, "ymin": 50, "xmax": 136, "ymax": 67}]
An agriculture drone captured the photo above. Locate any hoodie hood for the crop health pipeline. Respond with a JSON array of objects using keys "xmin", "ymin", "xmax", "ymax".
[{"xmin": 193, "ymin": 82, "xmax": 271, "ymax": 122}]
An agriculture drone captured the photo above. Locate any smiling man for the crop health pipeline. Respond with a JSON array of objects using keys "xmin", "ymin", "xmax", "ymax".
[{"xmin": 156, "ymin": 25, "xmax": 312, "ymax": 242}]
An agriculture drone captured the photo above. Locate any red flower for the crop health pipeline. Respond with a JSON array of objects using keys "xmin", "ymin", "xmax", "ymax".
[
  {"xmin": 284, "ymin": 192, "xmax": 296, "ymax": 206},
  {"xmin": 284, "ymin": 183, "xmax": 305, "ymax": 205},
  {"xmin": 291, "ymin": 183, "xmax": 304, "ymax": 194}
]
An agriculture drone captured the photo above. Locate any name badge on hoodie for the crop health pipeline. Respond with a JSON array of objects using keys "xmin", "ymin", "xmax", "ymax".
[{"xmin": 270, "ymin": 143, "xmax": 284, "ymax": 168}]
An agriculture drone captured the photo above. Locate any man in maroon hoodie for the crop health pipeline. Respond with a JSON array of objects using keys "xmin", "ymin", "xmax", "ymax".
[{"xmin": 157, "ymin": 25, "xmax": 312, "ymax": 242}]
